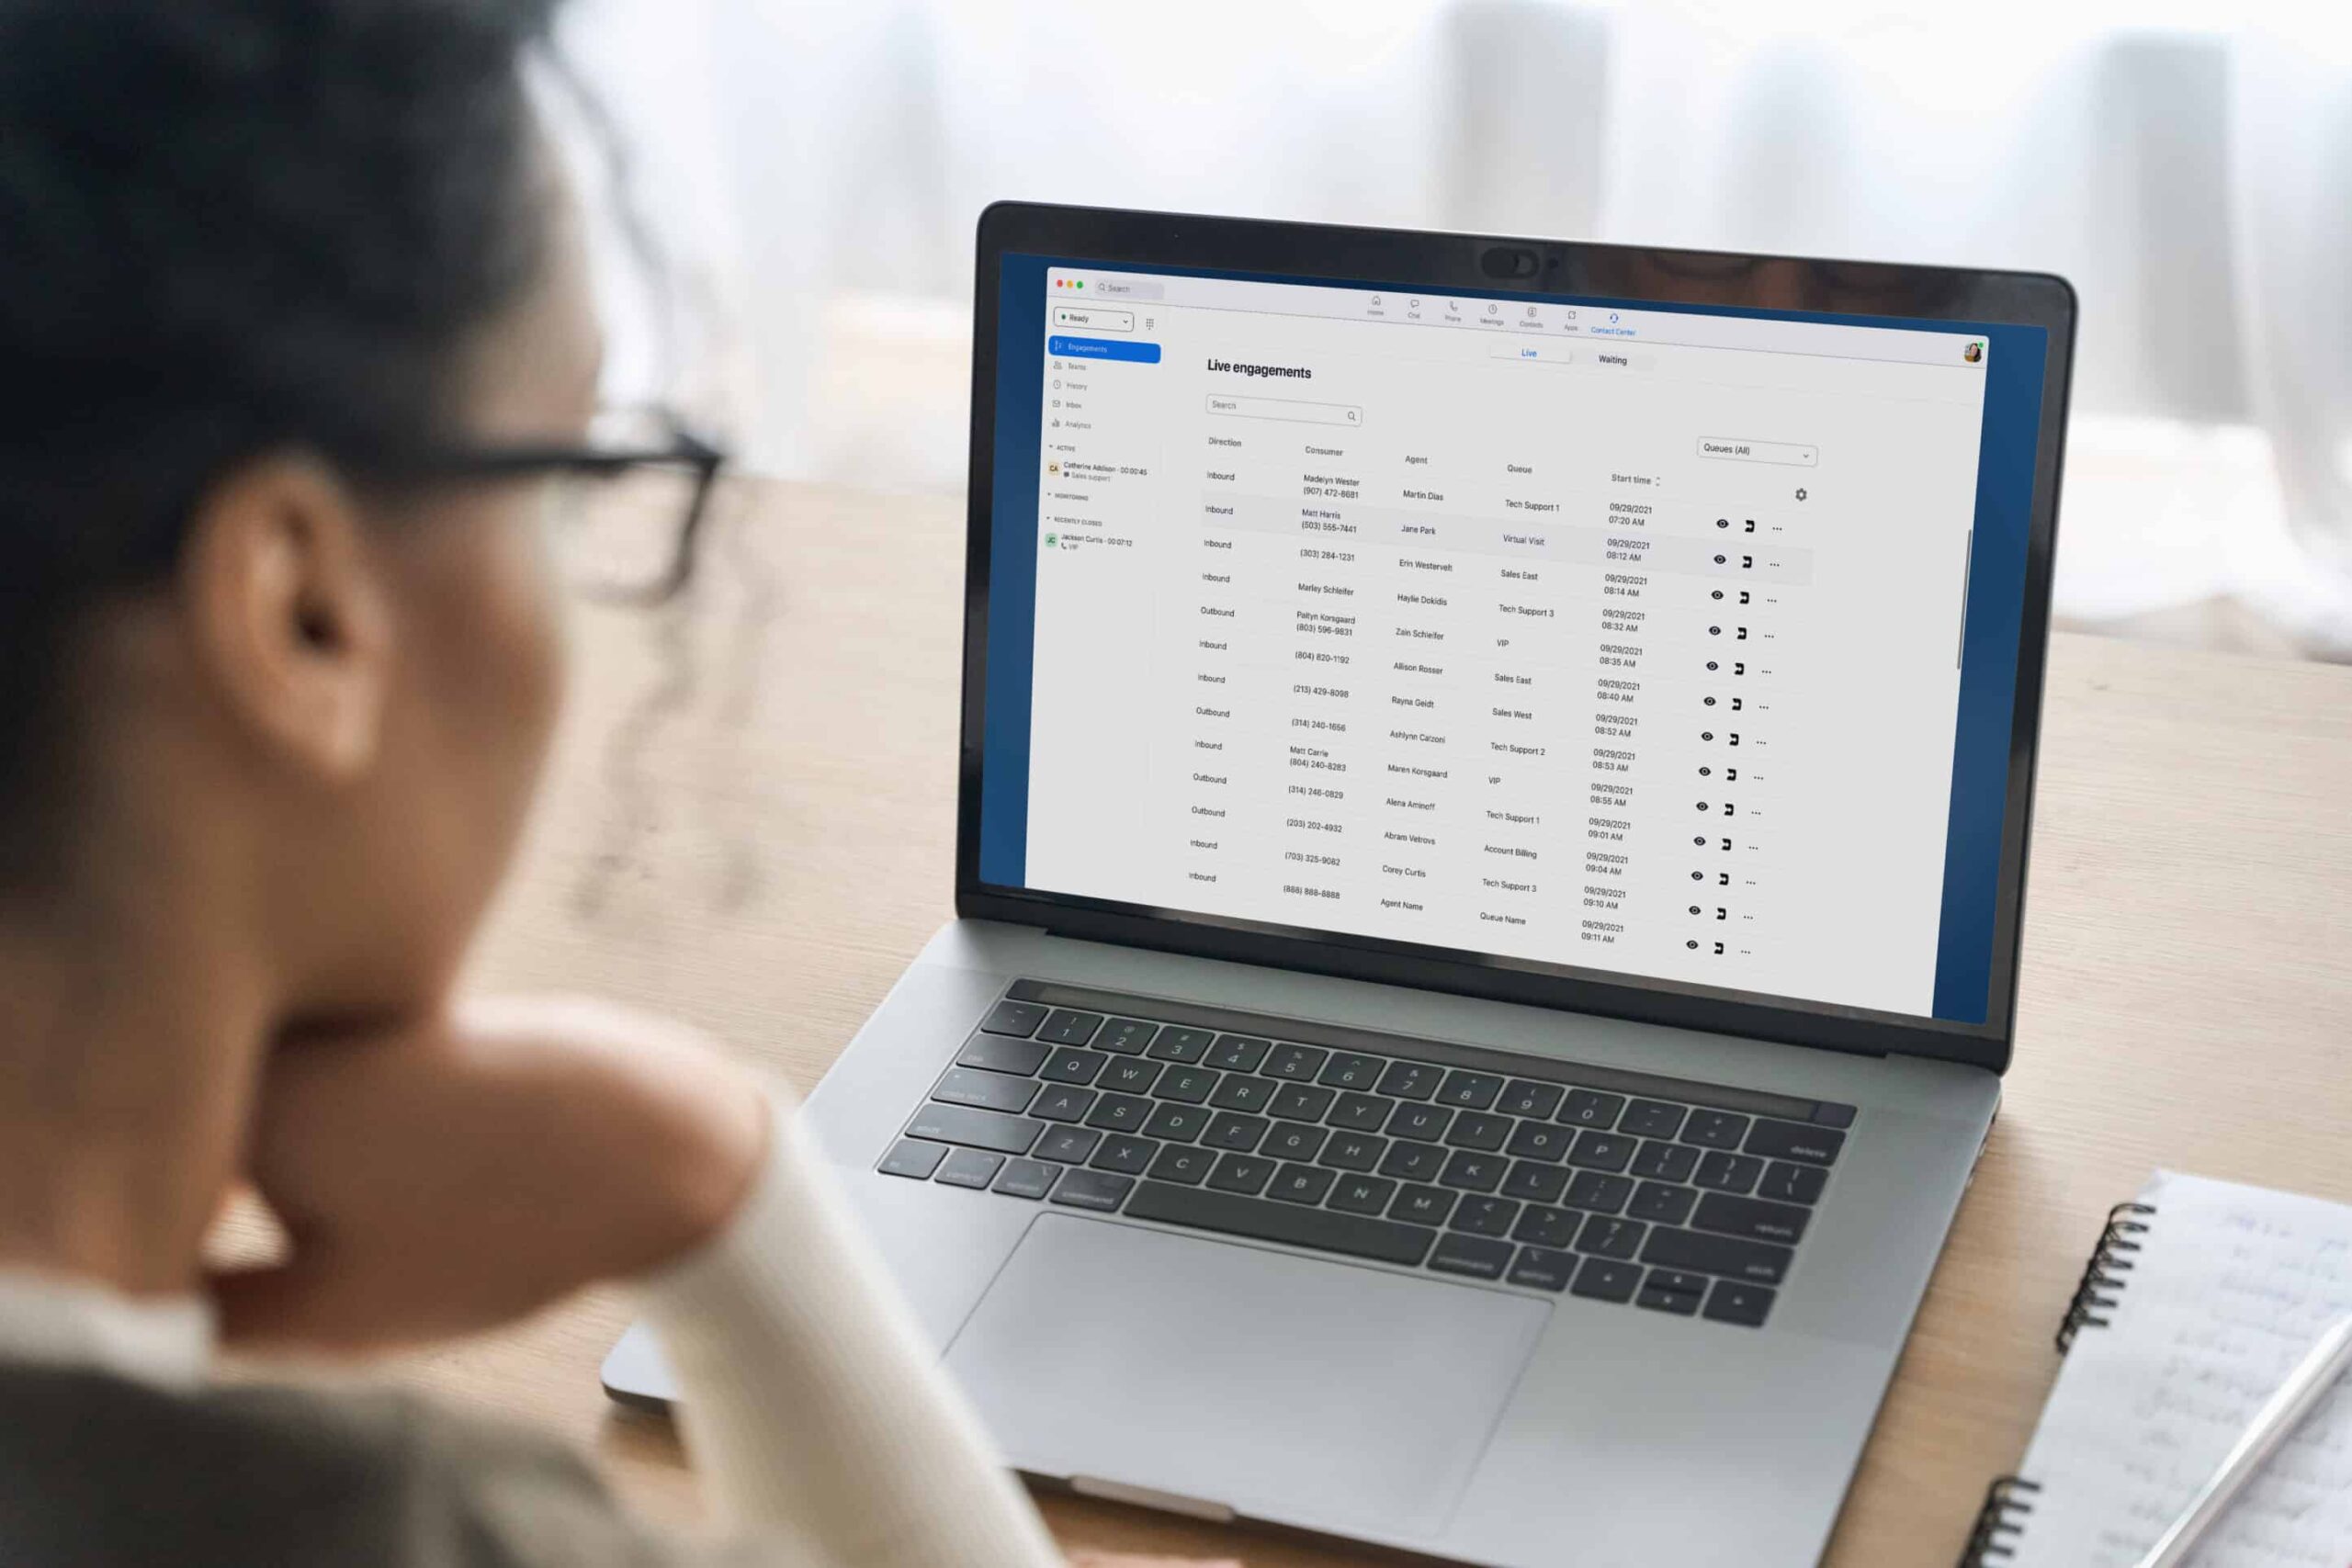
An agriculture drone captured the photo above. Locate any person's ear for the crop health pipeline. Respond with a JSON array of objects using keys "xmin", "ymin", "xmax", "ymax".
[{"xmin": 177, "ymin": 454, "xmax": 397, "ymax": 784}]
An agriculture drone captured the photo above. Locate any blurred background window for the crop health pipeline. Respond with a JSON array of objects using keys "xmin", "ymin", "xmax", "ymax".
[{"xmin": 551, "ymin": 0, "xmax": 2352, "ymax": 658}]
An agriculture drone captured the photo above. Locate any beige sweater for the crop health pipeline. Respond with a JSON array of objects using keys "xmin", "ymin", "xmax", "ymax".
[{"xmin": 0, "ymin": 1102, "xmax": 1065, "ymax": 1568}]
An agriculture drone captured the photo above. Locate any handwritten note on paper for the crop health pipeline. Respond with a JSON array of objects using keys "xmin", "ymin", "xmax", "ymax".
[{"xmin": 2008, "ymin": 1171, "xmax": 2352, "ymax": 1567}]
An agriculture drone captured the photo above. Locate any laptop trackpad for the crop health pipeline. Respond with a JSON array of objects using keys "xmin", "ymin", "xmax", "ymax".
[{"xmin": 943, "ymin": 1213, "xmax": 1549, "ymax": 1539}]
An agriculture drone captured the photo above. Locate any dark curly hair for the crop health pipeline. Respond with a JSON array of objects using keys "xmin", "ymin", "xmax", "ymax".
[{"xmin": 0, "ymin": 0, "xmax": 563, "ymax": 880}]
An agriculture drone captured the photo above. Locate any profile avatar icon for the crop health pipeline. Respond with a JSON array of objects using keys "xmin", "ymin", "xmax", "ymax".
[{"xmin": 1964, "ymin": 341, "xmax": 1984, "ymax": 364}]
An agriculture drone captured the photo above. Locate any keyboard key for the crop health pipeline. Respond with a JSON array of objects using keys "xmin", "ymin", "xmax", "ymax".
[
  {"xmin": 1207, "ymin": 1075, "xmax": 1277, "ymax": 1113},
  {"xmin": 1566, "ymin": 1132, "xmax": 1636, "ymax": 1172},
  {"xmin": 1506, "ymin": 1246, "xmax": 1577, "ymax": 1292},
  {"xmin": 1327, "ymin": 1091, "xmax": 1391, "ymax": 1132},
  {"xmin": 1268, "ymin": 1163, "xmax": 1337, "ymax": 1206},
  {"xmin": 1035, "ymin": 1125, "xmax": 1100, "ymax": 1165},
  {"xmin": 1564, "ymin": 1171, "xmax": 1635, "ymax": 1213},
  {"xmin": 1758, "ymin": 1161, "xmax": 1829, "ymax": 1206},
  {"xmin": 1385, "ymin": 1102, "xmax": 1453, "ymax": 1142},
  {"xmin": 906, "ymin": 1103, "xmax": 1043, "ymax": 1156},
  {"xmin": 979, "ymin": 999, "xmax": 1049, "ymax": 1037},
  {"xmin": 1559, "ymin": 1089, "xmax": 1626, "ymax": 1129},
  {"xmin": 1125, "ymin": 1182, "xmax": 1436, "ymax": 1267},
  {"xmin": 1203, "ymin": 1111, "xmax": 1270, "ymax": 1152},
  {"xmin": 1375, "ymin": 1060, "xmax": 1444, "ymax": 1100},
  {"xmin": 1148, "ymin": 1144, "xmax": 1215, "ymax": 1185},
  {"xmin": 1693, "ymin": 1151, "xmax": 1763, "ymax": 1194},
  {"xmin": 1570, "ymin": 1257, "xmax": 1642, "ymax": 1303},
  {"xmin": 1091, "ymin": 1135, "xmax": 1160, "ymax": 1176},
  {"xmin": 1329, "ymin": 1175, "xmax": 1398, "ymax": 1215},
  {"xmin": 1038, "ymin": 1010, "xmax": 1104, "ymax": 1045},
  {"xmin": 1628, "ymin": 1180, "xmax": 1698, "ymax": 1226},
  {"xmin": 1641, "ymin": 1226, "xmax": 1794, "ymax": 1285},
  {"xmin": 935, "ymin": 1148, "xmax": 1004, "ymax": 1189},
  {"xmin": 1744, "ymin": 1119, "xmax": 1847, "ymax": 1166},
  {"xmin": 1262, "ymin": 1122, "xmax": 1329, "ymax": 1162},
  {"xmin": 1692, "ymin": 1192, "xmax": 1811, "ymax": 1245},
  {"xmin": 1576, "ymin": 1214, "xmax": 1646, "ymax": 1259},
  {"xmin": 933, "ymin": 1068, "xmax": 1039, "ymax": 1115},
  {"xmin": 1030, "ymin": 1086, "xmax": 1096, "ymax": 1123},
  {"xmin": 1142, "ymin": 1103, "xmax": 1211, "ymax": 1142},
  {"xmin": 1439, "ymin": 1150, "xmax": 1506, "ymax": 1193},
  {"xmin": 1206, "ymin": 1153, "xmax": 1275, "ymax": 1196},
  {"xmin": 1631, "ymin": 1140, "xmax": 1702, "ymax": 1182},
  {"xmin": 1450, "ymin": 1196, "xmax": 1520, "ymax": 1237},
  {"xmin": 991, "ymin": 1157, "xmax": 1057, "ymax": 1199},
  {"xmin": 1040, "ymin": 1048, "xmax": 1109, "ymax": 1085},
  {"xmin": 1511, "ymin": 1204, "xmax": 1580, "ymax": 1248},
  {"xmin": 1505, "ymin": 1122, "xmax": 1573, "ymax": 1162},
  {"xmin": 1100, "ymin": 1058, "xmax": 1162, "ymax": 1095},
  {"xmin": 1428, "ymin": 1233, "xmax": 1513, "ymax": 1280},
  {"xmin": 1268, "ymin": 1083, "xmax": 1337, "ymax": 1122},
  {"xmin": 1702, "ymin": 1280, "xmax": 1776, "ymax": 1327},
  {"xmin": 956, "ymin": 1034, "xmax": 1050, "ymax": 1076},
  {"xmin": 1619, "ymin": 1099, "xmax": 1688, "ymax": 1139},
  {"xmin": 1319, "ymin": 1133, "xmax": 1387, "ymax": 1172},
  {"xmin": 1154, "ymin": 1066, "xmax": 1219, "ymax": 1103},
  {"xmin": 1443, "ymin": 1111, "xmax": 1513, "ymax": 1152},
  {"xmin": 1637, "ymin": 1269, "xmax": 1708, "ymax": 1315},
  {"xmin": 878, "ymin": 1138, "xmax": 946, "ymax": 1179},
  {"xmin": 1381, "ymin": 1141, "xmax": 1449, "ymax": 1182},
  {"xmin": 1500, "ymin": 1161, "xmax": 1570, "ymax": 1205},
  {"xmin": 1050, "ymin": 1168, "xmax": 1132, "ymax": 1213},
  {"xmin": 1094, "ymin": 1018, "xmax": 1159, "ymax": 1055},
  {"xmin": 1497, "ymin": 1080, "xmax": 1565, "ymax": 1120},
  {"xmin": 1264, "ymin": 1043, "xmax": 1329, "ymax": 1081},
  {"xmin": 1437, "ymin": 1070, "xmax": 1503, "ymax": 1110},
  {"xmin": 1204, "ymin": 1033, "xmax": 1271, "ymax": 1071},
  {"xmin": 1816, "ymin": 1101, "xmax": 1858, "ymax": 1129},
  {"xmin": 1389, "ymin": 1184, "xmax": 1456, "ymax": 1225},
  {"xmin": 1681, "ymin": 1109, "xmax": 1751, "ymax": 1149},
  {"xmin": 1083, "ymin": 1092, "xmax": 1154, "ymax": 1133},
  {"xmin": 1148, "ymin": 1027, "xmax": 1216, "ymax": 1063},
  {"xmin": 1317, "ymin": 1052, "xmax": 1386, "ymax": 1090}
]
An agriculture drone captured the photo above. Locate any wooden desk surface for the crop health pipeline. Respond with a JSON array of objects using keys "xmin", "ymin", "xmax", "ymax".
[{"xmin": 411, "ymin": 479, "xmax": 2352, "ymax": 1565}]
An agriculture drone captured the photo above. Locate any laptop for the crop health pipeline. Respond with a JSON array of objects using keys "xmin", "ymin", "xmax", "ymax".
[{"xmin": 605, "ymin": 203, "xmax": 2075, "ymax": 1566}]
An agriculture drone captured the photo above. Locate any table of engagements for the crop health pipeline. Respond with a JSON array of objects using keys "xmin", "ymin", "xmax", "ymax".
[{"xmin": 1183, "ymin": 437, "xmax": 1810, "ymax": 987}]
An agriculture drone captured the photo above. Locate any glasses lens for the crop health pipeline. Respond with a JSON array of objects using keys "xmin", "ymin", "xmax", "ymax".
[{"xmin": 546, "ymin": 461, "xmax": 700, "ymax": 601}]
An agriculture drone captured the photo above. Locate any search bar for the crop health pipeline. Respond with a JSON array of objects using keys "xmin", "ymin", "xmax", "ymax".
[
  {"xmin": 1052, "ymin": 306, "xmax": 1133, "ymax": 333},
  {"xmin": 1698, "ymin": 437, "xmax": 1817, "ymax": 468},
  {"xmin": 1205, "ymin": 393, "xmax": 1363, "ymax": 427}
]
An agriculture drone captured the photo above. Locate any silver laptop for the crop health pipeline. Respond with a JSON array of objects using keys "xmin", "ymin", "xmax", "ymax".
[{"xmin": 605, "ymin": 205, "xmax": 2075, "ymax": 1565}]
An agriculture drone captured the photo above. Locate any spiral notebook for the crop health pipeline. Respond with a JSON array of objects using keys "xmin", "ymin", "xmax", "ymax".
[{"xmin": 1961, "ymin": 1170, "xmax": 2352, "ymax": 1567}]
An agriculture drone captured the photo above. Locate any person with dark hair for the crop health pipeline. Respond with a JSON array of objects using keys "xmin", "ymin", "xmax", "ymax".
[{"xmin": 0, "ymin": 2, "xmax": 1078, "ymax": 1562}]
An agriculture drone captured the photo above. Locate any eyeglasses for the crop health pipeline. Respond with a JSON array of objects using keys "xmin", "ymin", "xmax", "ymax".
[{"xmin": 394, "ymin": 406, "xmax": 729, "ymax": 604}]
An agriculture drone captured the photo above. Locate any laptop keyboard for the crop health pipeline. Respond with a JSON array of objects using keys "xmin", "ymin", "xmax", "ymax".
[{"xmin": 877, "ymin": 982, "xmax": 1854, "ymax": 1329}]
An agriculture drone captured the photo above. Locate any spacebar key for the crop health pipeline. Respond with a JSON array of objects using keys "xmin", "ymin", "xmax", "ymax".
[{"xmin": 1126, "ymin": 1181, "xmax": 1437, "ymax": 1267}]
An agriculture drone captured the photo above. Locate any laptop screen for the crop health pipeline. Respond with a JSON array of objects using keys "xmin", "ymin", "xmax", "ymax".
[{"xmin": 973, "ymin": 254, "xmax": 2048, "ymax": 1028}]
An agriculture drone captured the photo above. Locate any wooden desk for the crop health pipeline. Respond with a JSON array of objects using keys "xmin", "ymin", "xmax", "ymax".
[{"xmin": 412, "ymin": 479, "xmax": 2352, "ymax": 1565}]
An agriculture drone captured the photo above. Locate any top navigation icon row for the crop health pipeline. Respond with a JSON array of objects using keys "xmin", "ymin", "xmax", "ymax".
[{"xmin": 1363, "ymin": 296, "xmax": 1624, "ymax": 333}]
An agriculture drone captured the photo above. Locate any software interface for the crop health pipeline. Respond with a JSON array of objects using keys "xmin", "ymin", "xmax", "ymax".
[{"xmin": 983, "ymin": 261, "xmax": 2040, "ymax": 1021}]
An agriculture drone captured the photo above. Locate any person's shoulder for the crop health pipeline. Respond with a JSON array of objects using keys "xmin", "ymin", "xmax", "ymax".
[{"xmin": 0, "ymin": 1360, "xmax": 666, "ymax": 1568}]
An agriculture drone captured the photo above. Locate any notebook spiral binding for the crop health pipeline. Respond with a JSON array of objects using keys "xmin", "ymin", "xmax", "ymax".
[
  {"xmin": 2056, "ymin": 1201, "xmax": 2157, "ymax": 1353},
  {"xmin": 1956, "ymin": 1475, "xmax": 2042, "ymax": 1567},
  {"xmin": 1954, "ymin": 1202, "xmax": 2161, "ymax": 1565}
]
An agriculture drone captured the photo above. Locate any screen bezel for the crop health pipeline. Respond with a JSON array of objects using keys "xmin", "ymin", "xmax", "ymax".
[{"xmin": 956, "ymin": 201, "xmax": 2075, "ymax": 1075}]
